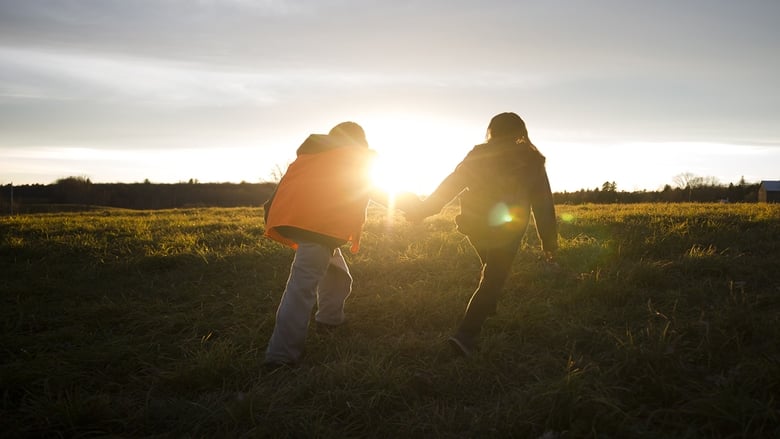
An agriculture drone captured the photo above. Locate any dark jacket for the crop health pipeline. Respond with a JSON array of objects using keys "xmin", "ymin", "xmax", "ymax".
[{"xmin": 421, "ymin": 138, "xmax": 558, "ymax": 251}]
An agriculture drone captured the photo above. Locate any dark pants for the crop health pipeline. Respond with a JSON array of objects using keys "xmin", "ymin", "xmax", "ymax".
[{"xmin": 457, "ymin": 235, "xmax": 522, "ymax": 338}]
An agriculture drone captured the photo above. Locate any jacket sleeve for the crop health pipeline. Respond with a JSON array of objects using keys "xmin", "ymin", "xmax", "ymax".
[
  {"xmin": 530, "ymin": 167, "xmax": 558, "ymax": 252},
  {"xmin": 419, "ymin": 163, "xmax": 470, "ymax": 216},
  {"xmin": 368, "ymin": 187, "xmax": 391, "ymax": 208},
  {"xmin": 263, "ymin": 184, "xmax": 278, "ymax": 225}
]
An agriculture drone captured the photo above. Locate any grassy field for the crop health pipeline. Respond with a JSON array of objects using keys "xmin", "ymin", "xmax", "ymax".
[{"xmin": 1, "ymin": 203, "xmax": 779, "ymax": 438}]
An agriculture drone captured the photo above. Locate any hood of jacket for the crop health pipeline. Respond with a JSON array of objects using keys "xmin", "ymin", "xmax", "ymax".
[{"xmin": 297, "ymin": 134, "xmax": 368, "ymax": 156}]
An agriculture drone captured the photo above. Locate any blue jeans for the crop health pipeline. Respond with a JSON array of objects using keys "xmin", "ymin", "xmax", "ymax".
[{"xmin": 265, "ymin": 241, "xmax": 353, "ymax": 364}]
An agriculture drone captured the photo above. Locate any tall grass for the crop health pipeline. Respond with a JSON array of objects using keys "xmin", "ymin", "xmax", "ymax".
[{"xmin": 1, "ymin": 203, "xmax": 779, "ymax": 438}]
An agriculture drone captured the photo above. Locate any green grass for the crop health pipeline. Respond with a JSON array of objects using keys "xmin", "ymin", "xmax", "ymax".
[{"xmin": 1, "ymin": 203, "xmax": 779, "ymax": 438}]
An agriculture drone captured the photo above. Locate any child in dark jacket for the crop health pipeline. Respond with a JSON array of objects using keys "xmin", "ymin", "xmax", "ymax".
[{"xmin": 406, "ymin": 112, "xmax": 559, "ymax": 356}]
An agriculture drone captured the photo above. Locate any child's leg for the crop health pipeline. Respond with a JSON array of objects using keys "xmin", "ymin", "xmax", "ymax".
[
  {"xmin": 315, "ymin": 247, "xmax": 353, "ymax": 326},
  {"xmin": 457, "ymin": 237, "xmax": 521, "ymax": 338},
  {"xmin": 265, "ymin": 241, "xmax": 332, "ymax": 364}
]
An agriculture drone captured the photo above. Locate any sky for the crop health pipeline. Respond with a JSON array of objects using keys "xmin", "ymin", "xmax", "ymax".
[{"xmin": 1, "ymin": 0, "xmax": 779, "ymax": 194}]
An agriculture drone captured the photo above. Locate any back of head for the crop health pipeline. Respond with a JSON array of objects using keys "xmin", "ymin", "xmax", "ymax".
[
  {"xmin": 486, "ymin": 112, "xmax": 528, "ymax": 143},
  {"xmin": 329, "ymin": 121, "xmax": 368, "ymax": 147}
]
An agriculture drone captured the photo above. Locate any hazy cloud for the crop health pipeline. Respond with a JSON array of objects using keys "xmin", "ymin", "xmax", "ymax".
[{"xmin": 1, "ymin": 0, "xmax": 779, "ymax": 187}]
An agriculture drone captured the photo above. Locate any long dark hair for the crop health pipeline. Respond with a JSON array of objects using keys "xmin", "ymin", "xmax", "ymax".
[
  {"xmin": 485, "ymin": 112, "xmax": 529, "ymax": 143},
  {"xmin": 486, "ymin": 112, "xmax": 544, "ymax": 160}
]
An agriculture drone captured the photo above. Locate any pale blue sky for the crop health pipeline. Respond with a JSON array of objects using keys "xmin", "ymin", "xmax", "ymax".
[{"xmin": 1, "ymin": 0, "xmax": 779, "ymax": 193}]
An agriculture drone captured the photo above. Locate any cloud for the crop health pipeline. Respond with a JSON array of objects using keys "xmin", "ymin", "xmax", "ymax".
[
  {"xmin": 0, "ymin": 46, "xmax": 283, "ymax": 105},
  {"xmin": 2, "ymin": 0, "xmax": 780, "ymax": 188}
]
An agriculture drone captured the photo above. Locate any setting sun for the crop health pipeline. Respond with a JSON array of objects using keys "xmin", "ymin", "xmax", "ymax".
[
  {"xmin": 370, "ymin": 156, "xmax": 405, "ymax": 196},
  {"xmin": 363, "ymin": 114, "xmax": 477, "ymax": 197}
]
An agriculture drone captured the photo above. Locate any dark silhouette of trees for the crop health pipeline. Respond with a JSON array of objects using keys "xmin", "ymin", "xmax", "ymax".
[
  {"xmin": 553, "ymin": 174, "xmax": 760, "ymax": 205},
  {"xmin": 1, "ymin": 172, "xmax": 764, "ymax": 214},
  {"xmin": 5, "ymin": 179, "xmax": 275, "ymax": 213}
]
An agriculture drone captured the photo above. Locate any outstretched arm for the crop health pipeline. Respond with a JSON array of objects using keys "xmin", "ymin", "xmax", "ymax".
[
  {"xmin": 405, "ymin": 169, "xmax": 468, "ymax": 222},
  {"xmin": 368, "ymin": 187, "xmax": 391, "ymax": 208}
]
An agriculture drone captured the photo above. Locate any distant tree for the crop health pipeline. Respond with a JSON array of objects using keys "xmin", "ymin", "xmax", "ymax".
[
  {"xmin": 53, "ymin": 176, "xmax": 92, "ymax": 204},
  {"xmin": 702, "ymin": 176, "xmax": 720, "ymax": 187},
  {"xmin": 601, "ymin": 181, "xmax": 617, "ymax": 192},
  {"xmin": 673, "ymin": 172, "xmax": 701, "ymax": 189},
  {"xmin": 595, "ymin": 181, "xmax": 618, "ymax": 203},
  {"xmin": 55, "ymin": 176, "xmax": 91, "ymax": 185},
  {"xmin": 674, "ymin": 172, "xmax": 700, "ymax": 201}
]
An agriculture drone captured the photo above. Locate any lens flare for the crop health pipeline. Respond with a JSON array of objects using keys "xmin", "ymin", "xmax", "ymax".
[{"xmin": 488, "ymin": 202, "xmax": 512, "ymax": 226}]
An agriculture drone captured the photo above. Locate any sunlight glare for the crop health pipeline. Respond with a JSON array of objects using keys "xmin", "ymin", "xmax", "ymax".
[{"xmin": 363, "ymin": 114, "xmax": 476, "ymax": 197}]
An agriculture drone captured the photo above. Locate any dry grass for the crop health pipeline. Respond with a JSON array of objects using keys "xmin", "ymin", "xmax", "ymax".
[{"xmin": 1, "ymin": 203, "xmax": 779, "ymax": 437}]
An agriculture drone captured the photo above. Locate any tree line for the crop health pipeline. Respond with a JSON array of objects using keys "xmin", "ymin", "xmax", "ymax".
[
  {"xmin": 0, "ymin": 175, "xmax": 763, "ymax": 214},
  {"xmin": 1, "ymin": 177, "xmax": 275, "ymax": 213},
  {"xmin": 554, "ymin": 178, "xmax": 760, "ymax": 204}
]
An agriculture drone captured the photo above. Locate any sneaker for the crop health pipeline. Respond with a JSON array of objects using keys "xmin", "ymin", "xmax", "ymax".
[{"xmin": 447, "ymin": 333, "xmax": 475, "ymax": 357}]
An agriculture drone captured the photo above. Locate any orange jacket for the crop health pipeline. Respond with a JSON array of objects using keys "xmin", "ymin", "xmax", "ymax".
[{"xmin": 264, "ymin": 140, "xmax": 375, "ymax": 253}]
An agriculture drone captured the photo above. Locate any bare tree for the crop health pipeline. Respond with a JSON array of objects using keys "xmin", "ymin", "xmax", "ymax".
[
  {"xmin": 264, "ymin": 163, "xmax": 288, "ymax": 183},
  {"xmin": 674, "ymin": 172, "xmax": 698, "ymax": 189},
  {"xmin": 701, "ymin": 176, "xmax": 720, "ymax": 186},
  {"xmin": 674, "ymin": 172, "xmax": 696, "ymax": 201},
  {"xmin": 673, "ymin": 172, "xmax": 722, "ymax": 201},
  {"xmin": 674, "ymin": 172, "xmax": 722, "ymax": 189}
]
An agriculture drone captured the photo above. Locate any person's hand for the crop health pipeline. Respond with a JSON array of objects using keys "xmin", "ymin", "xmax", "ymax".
[
  {"xmin": 393, "ymin": 192, "xmax": 418, "ymax": 210},
  {"xmin": 394, "ymin": 193, "xmax": 426, "ymax": 223},
  {"xmin": 404, "ymin": 208, "xmax": 428, "ymax": 224}
]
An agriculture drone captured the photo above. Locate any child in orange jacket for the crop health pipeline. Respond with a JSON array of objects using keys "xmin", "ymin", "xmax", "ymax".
[{"xmin": 262, "ymin": 121, "xmax": 384, "ymax": 368}]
